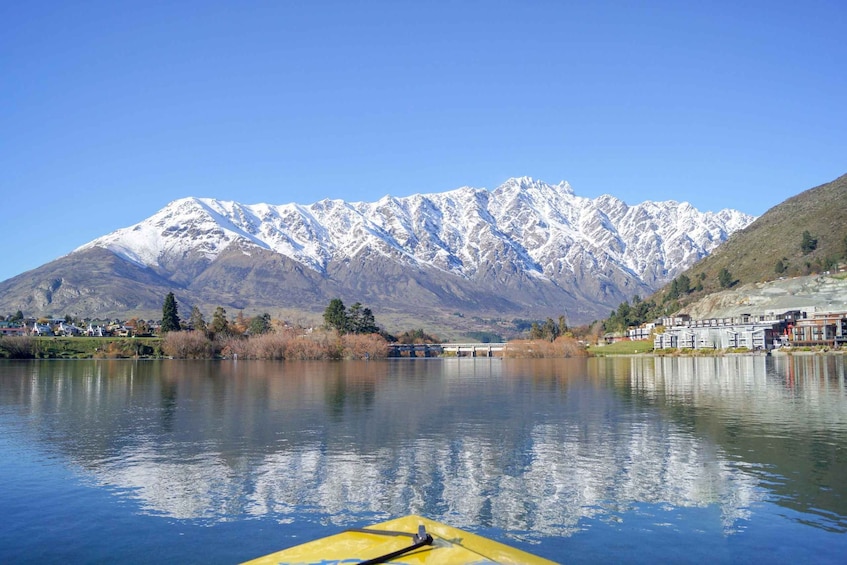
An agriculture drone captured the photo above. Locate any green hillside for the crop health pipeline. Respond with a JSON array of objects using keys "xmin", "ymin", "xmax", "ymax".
[
  {"xmin": 604, "ymin": 172, "xmax": 847, "ymax": 331},
  {"xmin": 681, "ymin": 172, "xmax": 847, "ymax": 294}
]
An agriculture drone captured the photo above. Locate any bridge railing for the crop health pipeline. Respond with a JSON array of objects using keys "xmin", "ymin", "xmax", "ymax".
[
  {"xmin": 440, "ymin": 342, "xmax": 506, "ymax": 349},
  {"xmin": 386, "ymin": 342, "xmax": 507, "ymax": 357},
  {"xmin": 440, "ymin": 343, "xmax": 507, "ymax": 357}
]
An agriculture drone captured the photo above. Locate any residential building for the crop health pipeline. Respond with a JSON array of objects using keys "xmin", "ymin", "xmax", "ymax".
[{"xmin": 653, "ymin": 309, "xmax": 847, "ymax": 351}]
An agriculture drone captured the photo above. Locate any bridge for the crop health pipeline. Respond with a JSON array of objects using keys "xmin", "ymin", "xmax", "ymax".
[{"xmin": 387, "ymin": 342, "xmax": 507, "ymax": 357}]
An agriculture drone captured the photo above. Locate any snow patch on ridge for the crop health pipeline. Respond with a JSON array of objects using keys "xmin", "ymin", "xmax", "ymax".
[{"xmin": 75, "ymin": 179, "xmax": 756, "ymax": 288}]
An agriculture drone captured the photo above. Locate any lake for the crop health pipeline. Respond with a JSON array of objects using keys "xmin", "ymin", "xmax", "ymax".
[{"xmin": 1, "ymin": 356, "xmax": 845, "ymax": 563}]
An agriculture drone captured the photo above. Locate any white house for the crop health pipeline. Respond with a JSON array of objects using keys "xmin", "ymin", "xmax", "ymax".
[
  {"xmin": 30, "ymin": 322, "xmax": 53, "ymax": 336},
  {"xmin": 57, "ymin": 322, "xmax": 83, "ymax": 336}
]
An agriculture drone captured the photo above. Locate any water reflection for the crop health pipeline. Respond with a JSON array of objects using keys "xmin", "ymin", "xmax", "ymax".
[
  {"xmin": 627, "ymin": 354, "xmax": 847, "ymax": 532},
  {"xmin": 1, "ymin": 356, "xmax": 845, "ymax": 540}
]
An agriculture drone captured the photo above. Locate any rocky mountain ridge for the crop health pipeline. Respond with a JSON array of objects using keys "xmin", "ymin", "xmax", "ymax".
[{"xmin": 0, "ymin": 177, "xmax": 754, "ymax": 333}]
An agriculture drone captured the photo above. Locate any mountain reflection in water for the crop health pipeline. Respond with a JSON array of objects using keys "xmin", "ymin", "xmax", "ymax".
[{"xmin": 1, "ymin": 355, "xmax": 845, "ymax": 550}]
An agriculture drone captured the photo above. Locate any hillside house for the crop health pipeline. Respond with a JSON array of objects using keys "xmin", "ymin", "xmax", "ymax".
[
  {"xmin": 114, "ymin": 326, "xmax": 133, "ymax": 337},
  {"xmin": 0, "ymin": 322, "xmax": 26, "ymax": 336},
  {"xmin": 57, "ymin": 322, "xmax": 83, "ymax": 336},
  {"xmin": 654, "ymin": 309, "xmax": 847, "ymax": 351},
  {"xmin": 780, "ymin": 310, "xmax": 847, "ymax": 347},
  {"xmin": 29, "ymin": 322, "xmax": 54, "ymax": 336},
  {"xmin": 626, "ymin": 322, "xmax": 657, "ymax": 340},
  {"xmin": 654, "ymin": 317, "xmax": 782, "ymax": 350},
  {"xmin": 602, "ymin": 332, "xmax": 627, "ymax": 344}
]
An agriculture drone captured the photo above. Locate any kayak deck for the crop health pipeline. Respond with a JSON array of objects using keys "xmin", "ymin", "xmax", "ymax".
[{"xmin": 241, "ymin": 514, "xmax": 557, "ymax": 564}]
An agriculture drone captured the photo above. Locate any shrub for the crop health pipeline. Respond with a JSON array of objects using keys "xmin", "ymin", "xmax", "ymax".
[
  {"xmin": 247, "ymin": 332, "xmax": 290, "ymax": 360},
  {"xmin": 341, "ymin": 333, "xmax": 390, "ymax": 359},
  {"xmin": 306, "ymin": 330, "xmax": 344, "ymax": 360},
  {"xmin": 0, "ymin": 336, "xmax": 35, "ymax": 358},
  {"xmin": 285, "ymin": 335, "xmax": 334, "ymax": 360},
  {"xmin": 92, "ymin": 340, "xmax": 139, "ymax": 358},
  {"xmin": 801, "ymin": 230, "xmax": 818, "ymax": 254},
  {"xmin": 213, "ymin": 328, "xmax": 359, "ymax": 360},
  {"xmin": 503, "ymin": 336, "xmax": 587, "ymax": 358},
  {"xmin": 216, "ymin": 335, "xmax": 251, "ymax": 358},
  {"xmin": 163, "ymin": 330, "xmax": 214, "ymax": 359},
  {"xmin": 554, "ymin": 336, "xmax": 589, "ymax": 357}
]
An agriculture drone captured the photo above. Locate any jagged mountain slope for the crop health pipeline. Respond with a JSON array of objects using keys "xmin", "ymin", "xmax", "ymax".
[{"xmin": 0, "ymin": 177, "xmax": 753, "ymax": 329}]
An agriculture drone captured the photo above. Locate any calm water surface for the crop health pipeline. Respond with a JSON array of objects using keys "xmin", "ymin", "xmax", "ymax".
[{"xmin": 1, "ymin": 356, "xmax": 846, "ymax": 563}]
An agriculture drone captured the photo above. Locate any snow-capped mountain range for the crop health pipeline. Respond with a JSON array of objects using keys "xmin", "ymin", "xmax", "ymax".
[{"xmin": 1, "ymin": 177, "xmax": 754, "ymax": 328}]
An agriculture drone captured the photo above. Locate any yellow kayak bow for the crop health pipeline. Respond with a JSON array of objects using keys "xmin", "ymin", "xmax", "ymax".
[{"xmin": 242, "ymin": 514, "xmax": 557, "ymax": 564}]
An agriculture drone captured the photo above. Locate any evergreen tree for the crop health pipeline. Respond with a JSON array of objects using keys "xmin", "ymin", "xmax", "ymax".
[
  {"xmin": 666, "ymin": 275, "xmax": 692, "ymax": 301},
  {"xmin": 676, "ymin": 274, "xmax": 691, "ymax": 295},
  {"xmin": 347, "ymin": 302, "xmax": 364, "ymax": 333},
  {"xmin": 249, "ymin": 313, "xmax": 272, "ymax": 335},
  {"xmin": 542, "ymin": 318, "xmax": 557, "ymax": 341},
  {"xmin": 666, "ymin": 279, "xmax": 680, "ymax": 301},
  {"xmin": 359, "ymin": 307, "xmax": 379, "ymax": 334},
  {"xmin": 718, "ymin": 268, "xmax": 734, "ymax": 288},
  {"xmin": 323, "ymin": 298, "xmax": 348, "ymax": 333},
  {"xmin": 557, "ymin": 315, "xmax": 568, "ymax": 337},
  {"xmin": 211, "ymin": 306, "xmax": 229, "ymax": 336},
  {"xmin": 529, "ymin": 322, "xmax": 541, "ymax": 339},
  {"xmin": 801, "ymin": 230, "xmax": 818, "ymax": 254},
  {"xmin": 345, "ymin": 302, "xmax": 379, "ymax": 334},
  {"xmin": 616, "ymin": 301, "xmax": 632, "ymax": 328},
  {"xmin": 161, "ymin": 292, "xmax": 181, "ymax": 333},
  {"xmin": 632, "ymin": 299, "xmax": 651, "ymax": 323},
  {"xmin": 189, "ymin": 306, "xmax": 207, "ymax": 334},
  {"xmin": 529, "ymin": 322, "xmax": 543, "ymax": 340},
  {"xmin": 396, "ymin": 328, "xmax": 438, "ymax": 344}
]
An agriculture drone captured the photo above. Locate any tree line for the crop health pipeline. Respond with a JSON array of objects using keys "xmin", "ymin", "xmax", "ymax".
[
  {"xmin": 322, "ymin": 299, "xmax": 380, "ymax": 335},
  {"xmin": 151, "ymin": 293, "xmax": 432, "ymax": 359},
  {"xmin": 159, "ymin": 292, "xmax": 279, "ymax": 338},
  {"xmin": 603, "ymin": 267, "xmax": 735, "ymax": 335},
  {"xmin": 527, "ymin": 315, "xmax": 570, "ymax": 342},
  {"xmin": 4, "ymin": 290, "xmax": 594, "ymax": 359}
]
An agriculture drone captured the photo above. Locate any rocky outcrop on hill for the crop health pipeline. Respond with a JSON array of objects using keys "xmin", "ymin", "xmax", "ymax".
[{"xmin": 682, "ymin": 274, "xmax": 847, "ymax": 319}]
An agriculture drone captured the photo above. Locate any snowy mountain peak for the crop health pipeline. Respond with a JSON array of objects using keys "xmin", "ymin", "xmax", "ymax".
[
  {"xmin": 496, "ymin": 176, "xmax": 574, "ymax": 197},
  {"xmin": 72, "ymin": 177, "xmax": 755, "ymax": 323}
]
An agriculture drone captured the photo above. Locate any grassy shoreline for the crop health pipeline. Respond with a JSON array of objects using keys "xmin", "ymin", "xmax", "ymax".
[
  {"xmin": 2, "ymin": 336, "xmax": 842, "ymax": 360},
  {"xmin": 14, "ymin": 336, "xmax": 164, "ymax": 359}
]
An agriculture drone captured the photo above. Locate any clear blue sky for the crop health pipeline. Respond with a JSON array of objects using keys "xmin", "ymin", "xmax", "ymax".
[{"xmin": 2, "ymin": 1, "xmax": 845, "ymax": 283}]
